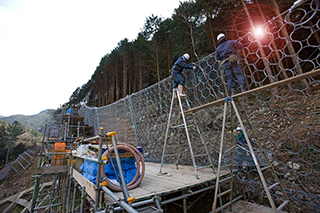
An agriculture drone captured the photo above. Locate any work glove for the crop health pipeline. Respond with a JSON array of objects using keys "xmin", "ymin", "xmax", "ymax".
[{"xmin": 192, "ymin": 63, "xmax": 197, "ymax": 71}]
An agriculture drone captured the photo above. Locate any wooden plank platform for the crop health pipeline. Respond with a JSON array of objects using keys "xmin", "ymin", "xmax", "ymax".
[
  {"xmin": 104, "ymin": 162, "xmax": 228, "ymax": 204},
  {"xmin": 33, "ymin": 165, "xmax": 68, "ymax": 175}
]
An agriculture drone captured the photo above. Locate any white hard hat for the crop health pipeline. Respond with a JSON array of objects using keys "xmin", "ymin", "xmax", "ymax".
[
  {"xmin": 217, "ymin": 33, "xmax": 226, "ymax": 41},
  {"xmin": 236, "ymin": 126, "xmax": 242, "ymax": 131},
  {"xmin": 183, "ymin": 53, "xmax": 190, "ymax": 61}
]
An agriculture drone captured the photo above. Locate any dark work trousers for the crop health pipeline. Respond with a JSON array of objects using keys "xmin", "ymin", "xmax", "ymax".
[
  {"xmin": 171, "ymin": 69, "xmax": 185, "ymax": 88},
  {"xmin": 223, "ymin": 61, "xmax": 245, "ymax": 90}
]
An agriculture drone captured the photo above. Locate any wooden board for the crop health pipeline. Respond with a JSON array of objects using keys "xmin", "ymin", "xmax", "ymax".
[
  {"xmin": 33, "ymin": 166, "xmax": 68, "ymax": 175},
  {"xmin": 104, "ymin": 162, "xmax": 228, "ymax": 204},
  {"xmin": 72, "ymin": 169, "xmax": 97, "ymax": 202}
]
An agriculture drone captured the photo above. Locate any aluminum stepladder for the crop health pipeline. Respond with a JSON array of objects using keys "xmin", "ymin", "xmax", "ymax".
[
  {"xmin": 159, "ymin": 88, "xmax": 215, "ymax": 179},
  {"xmin": 212, "ymin": 96, "xmax": 295, "ymax": 213}
]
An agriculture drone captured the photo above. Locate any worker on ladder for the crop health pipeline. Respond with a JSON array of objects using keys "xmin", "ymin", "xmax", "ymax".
[
  {"xmin": 171, "ymin": 53, "xmax": 196, "ymax": 98},
  {"xmin": 216, "ymin": 33, "xmax": 246, "ymax": 96},
  {"xmin": 235, "ymin": 126, "xmax": 255, "ymax": 168}
]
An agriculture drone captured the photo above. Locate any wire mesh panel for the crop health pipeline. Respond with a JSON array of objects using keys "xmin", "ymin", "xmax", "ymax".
[{"xmin": 78, "ymin": 1, "xmax": 320, "ymax": 211}]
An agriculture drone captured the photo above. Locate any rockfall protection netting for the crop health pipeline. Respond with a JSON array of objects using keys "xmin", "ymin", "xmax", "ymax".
[{"xmin": 78, "ymin": 1, "xmax": 320, "ymax": 211}]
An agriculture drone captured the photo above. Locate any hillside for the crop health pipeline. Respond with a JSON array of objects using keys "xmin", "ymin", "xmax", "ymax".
[{"xmin": 0, "ymin": 109, "xmax": 55, "ymax": 133}]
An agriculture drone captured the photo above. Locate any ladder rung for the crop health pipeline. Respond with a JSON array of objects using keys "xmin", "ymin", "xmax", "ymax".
[
  {"xmin": 268, "ymin": 182, "xmax": 280, "ymax": 190},
  {"xmin": 194, "ymin": 154, "xmax": 209, "ymax": 157},
  {"xmin": 215, "ymin": 195, "xmax": 242, "ymax": 212},
  {"xmin": 261, "ymin": 165, "xmax": 271, "ymax": 171},
  {"xmin": 217, "ymin": 189, "xmax": 231, "ymax": 198},
  {"xmin": 219, "ymin": 176, "xmax": 232, "ymax": 183},
  {"xmin": 197, "ymin": 165, "xmax": 212, "ymax": 169},
  {"xmin": 277, "ymin": 200, "xmax": 289, "ymax": 211},
  {"xmin": 223, "ymin": 144, "xmax": 237, "ymax": 154},
  {"xmin": 164, "ymin": 154, "xmax": 178, "ymax": 157},
  {"xmin": 170, "ymin": 124, "xmax": 194, "ymax": 128},
  {"xmin": 197, "ymin": 143, "xmax": 208, "ymax": 147},
  {"xmin": 170, "ymin": 124, "xmax": 184, "ymax": 128},
  {"xmin": 166, "ymin": 145, "xmax": 178, "ymax": 147}
]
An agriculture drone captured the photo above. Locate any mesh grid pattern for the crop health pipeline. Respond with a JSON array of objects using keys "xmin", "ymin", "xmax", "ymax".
[{"xmin": 78, "ymin": 1, "xmax": 320, "ymax": 211}]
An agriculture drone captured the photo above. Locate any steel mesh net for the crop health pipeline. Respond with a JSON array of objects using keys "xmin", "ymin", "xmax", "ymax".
[{"xmin": 78, "ymin": 1, "xmax": 320, "ymax": 211}]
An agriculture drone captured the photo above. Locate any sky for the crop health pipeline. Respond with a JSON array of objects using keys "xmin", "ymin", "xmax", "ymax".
[{"xmin": 0, "ymin": 0, "xmax": 181, "ymax": 117}]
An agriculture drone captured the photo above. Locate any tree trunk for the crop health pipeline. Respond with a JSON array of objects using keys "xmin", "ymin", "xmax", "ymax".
[
  {"xmin": 123, "ymin": 56, "xmax": 128, "ymax": 98},
  {"xmin": 207, "ymin": 12, "xmax": 217, "ymax": 50},
  {"xmin": 182, "ymin": 14, "xmax": 199, "ymax": 61},
  {"xmin": 155, "ymin": 41, "xmax": 160, "ymax": 82},
  {"xmin": 116, "ymin": 62, "xmax": 120, "ymax": 101},
  {"xmin": 165, "ymin": 33, "xmax": 173, "ymax": 75},
  {"xmin": 139, "ymin": 63, "xmax": 143, "ymax": 91}
]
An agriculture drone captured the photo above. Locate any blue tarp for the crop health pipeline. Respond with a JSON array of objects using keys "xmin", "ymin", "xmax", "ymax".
[
  {"xmin": 66, "ymin": 108, "xmax": 73, "ymax": 115},
  {"xmin": 80, "ymin": 157, "xmax": 140, "ymax": 185}
]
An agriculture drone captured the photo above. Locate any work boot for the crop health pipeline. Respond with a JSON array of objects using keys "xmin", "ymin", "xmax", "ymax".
[
  {"xmin": 240, "ymin": 84, "xmax": 246, "ymax": 93},
  {"xmin": 230, "ymin": 88, "xmax": 235, "ymax": 96},
  {"xmin": 173, "ymin": 89, "xmax": 178, "ymax": 99},
  {"xmin": 178, "ymin": 85, "xmax": 186, "ymax": 98}
]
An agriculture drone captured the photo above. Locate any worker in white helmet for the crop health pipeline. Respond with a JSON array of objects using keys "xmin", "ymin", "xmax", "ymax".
[
  {"xmin": 171, "ymin": 53, "xmax": 196, "ymax": 98},
  {"xmin": 216, "ymin": 33, "xmax": 246, "ymax": 96},
  {"xmin": 236, "ymin": 126, "xmax": 247, "ymax": 146},
  {"xmin": 235, "ymin": 126, "xmax": 255, "ymax": 167}
]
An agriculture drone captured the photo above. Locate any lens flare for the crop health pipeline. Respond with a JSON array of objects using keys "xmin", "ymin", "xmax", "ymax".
[{"xmin": 254, "ymin": 27, "xmax": 263, "ymax": 38}]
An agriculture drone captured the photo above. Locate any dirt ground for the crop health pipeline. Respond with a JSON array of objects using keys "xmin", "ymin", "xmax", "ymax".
[
  {"xmin": 231, "ymin": 200, "xmax": 287, "ymax": 213},
  {"xmin": 0, "ymin": 155, "xmax": 38, "ymax": 201}
]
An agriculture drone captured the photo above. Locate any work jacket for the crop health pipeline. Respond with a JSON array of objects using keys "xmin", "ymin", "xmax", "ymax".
[
  {"xmin": 216, "ymin": 40, "xmax": 243, "ymax": 61},
  {"xmin": 172, "ymin": 56, "xmax": 193, "ymax": 73}
]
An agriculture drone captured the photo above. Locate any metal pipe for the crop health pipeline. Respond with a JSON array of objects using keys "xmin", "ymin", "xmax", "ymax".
[
  {"xmin": 112, "ymin": 197, "xmax": 155, "ymax": 212},
  {"xmin": 83, "ymin": 135, "xmax": 100, "ymax": 142},
  {"xmin": 36, "ymin": 195, "xmax": 63, "ymax": 202},
  {"xmin": 178, "ymin": 93, "xmax": 198, "ymax": 179},
  {"xmin": 212, "ymin": 99, "xmax": 228, "ymax": 212},
  {"xmin": 38, "ymin": 152, "xmax": 72, "ymax": 155},
  {"xmin": 94, "ymin": 128, "xmax": 103, "ymax": 212},
  {"xmin": 77, "ymin": 122, "xmax": 80, "ymax": 137},
  {"xmin": 73, "ymin": 155, "xmax": 108, "ymax": 164},
  {"xmin": 27, "ymin": 149, "xmax": 36, "ymax": 154},
  {"xmin": 67, "ymin": 110, "xmax": 71, "ymax": 138},
  {"xmin": 10, "ymin": 164, "xmax": 20, "ymax": 175},
  {"xmin": 66, "ymin": 165, "xmax": 73, "ymax": 212},
  {"xmin": 161, "ymin": 183, "xmax": 217, "ymax": 205},
  {"xmin": 17, "ymin": 159, "xmax": 26, "ymax": 170},
  {"xmin": 80, "ymin": 187, "xmax": 85, "ymax": 213},
  {"xmin": 19, "ymin": 154, "xmax": 29, "ymax": 163},
  {"xmin": 100, "ymin": 186, "xmax": 138, "ymax": 213},
  {"xmin": 160, "ymin": 89, "xmax": 175, "ymax": 173},
  {"xmin": 31, "ymin": 177, "xmax": 41, "ymax": 212},
  {"xmin": 72, "ymin": 182, "xmax": 78, "ymax": 213},
  {"xmin": 64, "ymin": 122, "xmax": 67, "ymax": 141},
  {"xmin": 215, "ymin": 195, "xmax": 242, "ymax": 212},
  {"xmin": 231, "ymin": 99, "xmax": 277, "ymax": 211},
  {"xmin": 33, "ymin": 202, "xmax": 63, "ymax": 210},
  {"xmin": 185, "ymin": 68, "xmax": 320, "ymax": 114},
  {"xmin": 23, "ymin": 151, "xmax": 33, "ymax": 158},
  {"xmin": 111, "ymin": 134, "xmax": 130, "ymax": 201}
]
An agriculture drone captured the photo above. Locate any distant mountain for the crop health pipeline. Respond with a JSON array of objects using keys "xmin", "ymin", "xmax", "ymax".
[{"xmin": 0, "ymin": 109, "xmax": 55, "ymax": 133}]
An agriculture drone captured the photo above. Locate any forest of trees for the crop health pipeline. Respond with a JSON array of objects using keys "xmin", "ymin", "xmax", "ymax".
[
  {"xmin": 67, "ymin": 0, "xmax": 296, "ymax": 108},
  {"xmin": 0, "ymin": 121, "xmax": 25, "ymax": 166}
]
